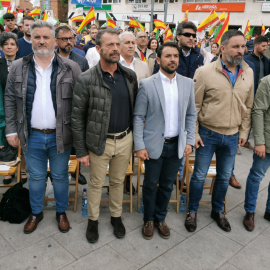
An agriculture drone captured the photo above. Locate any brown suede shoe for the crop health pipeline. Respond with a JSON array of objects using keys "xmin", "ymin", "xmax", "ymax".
[
  {"xmin": 185, "ymin": 212, "xmax": 197, "ymax": 232},
  {"xmin": 243, "ymin": 212, "xmax": 255, "ymax": 232},
  {"xmin": 24, "ymin": 213, "xmax": 44, "ymax": 234},
  {"xmin": 154, "ymin": 221, "xmax": 170, "ymax": 239},
  {"xmin": 142, "ymin": 221, "xmax": 154, "ymax": 240},
  {"xmin": 229, "ymin": 175, "xmax": 242, "ymax": 189},
  {"xmin": 56, "ymin": 213, "xmax": 70, "ymax": 233}
]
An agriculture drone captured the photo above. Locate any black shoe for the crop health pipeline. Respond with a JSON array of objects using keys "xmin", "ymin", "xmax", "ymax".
[
  {"xmin": 264, "ymin": 211, "xmax": 270, "ymax": 221},
  {"xmin": 3, "ymin": 173, "xmax": 15, "ymax": 185},
  {"xmin": 111, "ymin": 217, "xmax": 126, "ymax": 238},
  {"xmin": 86, "ymin": 219, "xmax": 99, "ymax": 243},
  {"xmin": 71, "ymin": 172, "xmax": 87, "ymax": 185},
  {"xmin": 185, "ymin": 212, "xmax": 197, "ymax": 232},
  {"xmin": 126, "ymin": 179, "xmax": 135, "ymax": 195},
  {"xmin": 211, "ymin": 211, "xmax": 231, "ymax": 232}
]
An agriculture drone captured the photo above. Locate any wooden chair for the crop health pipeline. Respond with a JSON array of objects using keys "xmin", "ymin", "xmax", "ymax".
[
  {"xmin": 180, "ymin": 154, "xmax": 227, "ymax": 213},
  {"xmin": 101, "ymin": 155, "xmax": 134, "ymax": 213},
  {"xmin": 137, "ymin": 158, "xmax": 180, "ymax": 213},
  {"xmin": 0, "ymin": 144, "xmax": 21, "ymax": 188},
  {"xmin": 44, "ymin": 155, "xmax": 80, "ymax": 212}
]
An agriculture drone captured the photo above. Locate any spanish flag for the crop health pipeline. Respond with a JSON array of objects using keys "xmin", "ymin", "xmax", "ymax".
[
  {"xmin": 129, "ymin": 17, "xmax": 140, "ymax": 28},
  {"xmin": 208, "ymin": 12, "xmax": 225, "ymax": 36},
  {"xmin": 42, "ymin": 12, "xmax": 49, "ymax": 21},
  {"xmin": 214, "ymin": 12, "xmax": 230, "ymax": 44},
  {"xmin": 106, "ymin": 12, "xmax": 116, "ymax": 28},
  {"xmin": 245, "ymin": 27, "xmax": 254, "ymax": 40},
  {"xmin": 28, "ymin": 8, "xmax": 40, "ymax": 17},
  {"xmin": 261, "ymin": 24, "xmax": 266, "ymax": 35},
  {"xmin": 164, "ymin": 26, "xmax": 173, "ymax": 43},
  {"xmin": 135, "ymin": 18, "xmax": 145, "ymax": 32},
  {"xmin": 1, "ymin": 0, "xmax": 10, "ymax": 7},
  {"xmin": 153, "ymin": 19, "xmax": 166, "ymax": 30},
  {"xmin": 197, "ymin": 10, "xmax": 220, "ymax": 33},
  {"xmin": 243, "ymin": 20, "xmax": 250, "ymax": 37},
  {"xmin": 182, "ymin": 10, "xmax": 188, "ymax": 22},
  {"xmin": 140, "ymin": 51, "xmax": 147, "ymax": 62},
  {"xmin": 78, "ymin": 7, "xmax": 95, "ymax": 33}
]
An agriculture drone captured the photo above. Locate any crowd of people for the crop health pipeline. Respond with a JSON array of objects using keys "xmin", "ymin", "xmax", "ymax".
[{"xmin": 1, "ymin": 12, "xmax": 270, "ymax": 244}]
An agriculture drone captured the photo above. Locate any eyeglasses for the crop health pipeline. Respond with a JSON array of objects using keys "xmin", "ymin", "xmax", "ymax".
[
  {"xmin": 181, "ymin": 32, "xmax": 197, "ymax": 39},
  {"xmin": 138, "ymin": 36, "xmax": 148, "ymax": 39},
  {"xmin": 57, "ymin": 37, "xmax": 75, "ymax": 42}
]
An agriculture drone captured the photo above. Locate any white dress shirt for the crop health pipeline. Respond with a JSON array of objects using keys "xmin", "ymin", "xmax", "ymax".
[
  {"xmin": 86, "ymin": 47, "xmax": 100, "ymax": 68},
  {"xmin": 31, "ymin": 57, "xmax": 56, "ymax": 129},
  {"xmin": 119, "ymin": 55, "xmax": 135, "ymax": 71},
  {"xmin": 159, "ymin": 71, "xmax": 179, "ymax": 138}
]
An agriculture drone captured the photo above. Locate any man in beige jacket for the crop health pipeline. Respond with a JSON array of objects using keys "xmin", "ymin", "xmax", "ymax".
[{"xmin": 185, "ymin": 30, "xmax": 254, "ymax": 233}]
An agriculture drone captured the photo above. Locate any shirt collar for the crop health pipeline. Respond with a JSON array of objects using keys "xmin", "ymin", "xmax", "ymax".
[
  {"xmin": 33, "ymin": 54, "xmax": 55, "ymax": 70},
  {"xmin": 182, "ymin": 48, "xmax": 191, "ymax": 57},
  {"xmin": 23, "ymin": 36, "xmax": 32, "ymax": 44},
  {"xmin": 119, "ymin": 55, "xmax": 135, "ymax": 66},
  {"xmin": 101, "ymin": 64, "xmax": 121, "ymax": 76},
  {"xmin": 221, "ymin": 58, "xmax": 242, "ymax": 72},
  {"xmin": 159, "ymin": 70, "xmax": 176, "ymax": 84}
]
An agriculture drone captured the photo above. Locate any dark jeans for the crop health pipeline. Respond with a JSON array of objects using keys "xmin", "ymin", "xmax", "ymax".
[
  {"xmin": 143, "ymin": 140, "xmax": 182, "ymax": 222},
  {"xmin": 189, "ymin": 125, "xmax": 238, "ymax": 213}
]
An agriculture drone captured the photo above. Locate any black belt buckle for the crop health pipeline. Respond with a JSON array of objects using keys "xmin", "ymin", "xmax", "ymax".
[{"xmin": 164, "ymin": 136, "xmax": 178, "ymax": 144}]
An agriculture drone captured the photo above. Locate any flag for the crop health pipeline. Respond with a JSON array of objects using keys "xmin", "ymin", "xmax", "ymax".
[
  {"xmin": 1, "ymin": 0, "xmax": 10, "ymax": 8},
  {"xmin": 106, "ymin": 11, "xmax": 116, "ymax": 28},
  {"xmin": 140, "ymin": 51, "xmax": 147, "ymax": 62},
  {"xmin": 245, "ymin": 27, "xmax": 254, "ymax": 40},
  {"xmin": 70, "ymin": 7, "xmax": 84, "ymax": 22},
  {"xmin": 153, "ymin": 19, "xmax": 166, "ymax": 30},
  {"xmin": 77, "ymin": 7, "xmax": 95, "ymax": 33},
  {"xmin": 208, "ymin": 12, "xmax": 226, "ymax": 36},
  {"xmin": 243, "ymin": 20, "xmax": 250, "ymax": 36},
  {"xmin": 164, "ymin": 26, "xmax": 173, "ymax": 43},
  {"xmin": 261, "ymin": 24, "xmax": 266, "ymax": 35},
  {"xmin": 182, "ymin": 10, "xmax": 188, "ymax": 22},
  {"xmin": 0, "ymin": 1, "xmax": 4, "ymax": 25},
  {"xmin": 155, "ymin": 29, "xmax": 159, "ymax": 39},
  {"xmin": 6, "ymin": 6, "xmax": 10, "ymax": 13},
  {"xmin": 134, "ymin": 18, "xmax": 145, "ymax": 32},
  {"xmin": 153, "ymin": 28, "xmax": 157, "ymax": 33},
  {"xmin": 42, "ymin": 12, "xmax": 48, "ymax": 21},
  {"xmin": 197, "ymin": 10, "xmax": 220, "ymax": 33},
  {"xmin": 129, "ymin": 17, "xmax": 140, "ymax": 28},
  {"xmin": 28, "ymin": 8, "xmax": 40, "ymax": 17},
  {"xmin": 214, "ymin": 12, "xmax": 230, "ymax": 44}
]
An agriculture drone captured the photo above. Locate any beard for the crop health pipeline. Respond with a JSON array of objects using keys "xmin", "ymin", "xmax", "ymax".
[
  {"xmin": 225, "ymin": 50, "xmax": 243, "ymax": 66},
  {"xmin": 100, "ymin": 49, "xmax": 120, "ymax": 63},
  {"xmin": 60, "ymin": 45, "xmax": 73, "ymax": 54},
  {"xmin": 160, "ymin": 60, "xmax": 178, "ymax": 74},
  {"xmin": 33, "ymin": 44, "xmax": 54, "ymax": 58},
  {"xmin": 25, "ymin": 32, "xmax": 31, "ymax": 38}
]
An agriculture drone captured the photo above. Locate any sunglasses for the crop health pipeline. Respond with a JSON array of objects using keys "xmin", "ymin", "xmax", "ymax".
[{"xmin": 181, "ymin": 32, "xmax": 196, "ymax": 39}]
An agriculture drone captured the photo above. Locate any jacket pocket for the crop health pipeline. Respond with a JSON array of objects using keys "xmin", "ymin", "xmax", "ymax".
[{"xmin": 62, "ymin": 116, "xmax": 73, "ymax": 146}]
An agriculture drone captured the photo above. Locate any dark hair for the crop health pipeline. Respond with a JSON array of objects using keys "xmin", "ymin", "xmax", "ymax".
[
  {"xmin": 55, "ymin": 25, "xmax": 72, "ymax": 38},
  {"xmin": 22, "ymin": 16, "xmax": 35, "ymax": 24},
  {"xmin": 176, "ymin": 21, "xmax": 197, "ymax": 36},
  {"xmin": 157, "ymin": 42, "xmax": 179, "ymax": 58},
  {"xmin": 254, "ymin": 35, "xmax": 268, "ymax": 45},
  {"xmin": 212, "ymin": 42, "xmax": 219, "ymax": 48},
  {"xmin": 220, "ymin": 29, "xmax": 244, "ymax": 46},
  {"xmin": 0, "ymin": 23, "xmax": 4, "ymax": 33},
  {"xmin": 96, "ymin": 28, "xmax": 119, "ymax": 46},
  {"xmin": 3, "ymin": 13, "xmax": 15, "ymax": 20},
  {"xmin": 0, "ymin": 31, "xmax": 18, "ymax": 48},
  {"xmin": 147, "ymin": 38, "xmax": 159, "ymax": 50}
]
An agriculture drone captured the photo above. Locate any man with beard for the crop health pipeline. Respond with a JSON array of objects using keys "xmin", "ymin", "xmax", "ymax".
[
  {"xmin": 17, "ymin": 16, "xmax": 35, "ymax": 58},
  {"xmin": 133, "ymin": 42, "xmax": 197, "ymax": 240},
  {"xmin": 55, "ymin": 25, "xmax": 89, "ymax": 72},
  {"xmin": 83, "ymin": 27, "xmax": 98, "ymax": 54},
  {"xmin": 71, "ymin": 28, "xmax": 137, "ymax": 244},
  {"xmin": 5, "ymin": 21, "xmax": 81, "ymax": 234},
  {"xmin": 185, "ymin": 30, "xmax": 254, "ymax": 233}
]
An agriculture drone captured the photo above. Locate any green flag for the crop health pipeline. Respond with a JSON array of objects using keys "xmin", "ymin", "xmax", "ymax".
[
  {"xmin": 213, "ymin": 24, "xmax": 222, "ymax": 39},
  {"xmin": 245, "ymin": 27, "xmax": 255, "ymax": 40},
  {"xmin": 0, "ymin": 1, "xmax": 4, "ymax": 26},
  {"xmin": 155, "ymin": 29, "xmax": 159, "ymax": 39}
]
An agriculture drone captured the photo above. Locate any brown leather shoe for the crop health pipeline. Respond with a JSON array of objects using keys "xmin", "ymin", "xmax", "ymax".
[
  {"xmin": 56, "ymin": 213, "xmax": 70, "ymax": 233},
  {"xmin": 211, "ymin": 211, "xmax": 231, "ymax": 232},
  {"xmin": 154, "ymin": 221, "xmax": 170, "ymax": 239},
  {"xmin": 185, "ymin": 212, "xmax": 197, "ymax": 232},
  {"xmin": 142, "ymin": 221, "xmax": 154, "ymax": 240},
  {"xmin": 24, "ymin": 213, "xmax": 44, "ymax": 234},
  {"xmin": 242, "ymin": 142, "xmax": 254, "ymax": 150},
  {"xmin": 237, "ymin": 146, "xmax": 241, "ymax": 155},
  {"xmin": 229, "ymin": 175, "xmax": 242, "ymax": 189},
  {"xmin": 243, "ymin": 212, "xmax": 255, "ymax": 232}
]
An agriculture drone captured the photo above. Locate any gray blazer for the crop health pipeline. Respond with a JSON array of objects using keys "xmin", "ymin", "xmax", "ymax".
[{"xmin": 133, "ymin": 72, "xmax": 197, "ymax": 159}]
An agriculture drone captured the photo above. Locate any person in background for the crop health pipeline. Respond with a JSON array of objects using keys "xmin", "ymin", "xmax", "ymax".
[
  {"xmin": 83, "ymin": 27, "xmax": 98, "ymax": 54},
  {"xmin": 147, "ymin": 38, "xmax": 159, "ymax": 53},
  {"xmin": 17, "ymin": 16, "xmax": 35, "ymax": 58},
  {"xmin": 245, "ymin": 40, "xmax": 254, "ymax": 56},
  {"xmin": 80, "ymin": 25, "xmax": 97, "ymax": 47},
  {"xmin": 0, "ymin": 23, "xmax": 5, "ymax": 57},
  {"xmin": 3, "ymin": 13, "xmax": 23, "ymax": 38},
  {"xmin": 200, "ymin": 38, "xmax": 219, "ymax": 65}
]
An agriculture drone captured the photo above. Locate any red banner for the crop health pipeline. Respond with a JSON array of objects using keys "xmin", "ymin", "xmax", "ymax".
[{"xmin": 182, "ymin": 3, "xmax": 245, "ymax": 12}]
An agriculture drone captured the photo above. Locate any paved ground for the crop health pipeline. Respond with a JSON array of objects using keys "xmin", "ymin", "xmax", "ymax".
[{"xmin": 1, "ymin": 136, "xmax": 270, "ymax": 270}]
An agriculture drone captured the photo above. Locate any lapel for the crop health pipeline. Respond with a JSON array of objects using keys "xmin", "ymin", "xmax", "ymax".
[
  {"xmin": 153, "ymin": 73, "xmax": 166, "ymax": 118},
  {"xmin": 176, "ymin": 74, "xmax": 184, "ymax": 123}
]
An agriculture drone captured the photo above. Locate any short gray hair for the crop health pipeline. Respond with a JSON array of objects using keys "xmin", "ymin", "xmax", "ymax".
[
  {"xmin": 119, "ymin": 31, "xmax": 135, "ymax": 42},
  {"xmin": 30, "ymin": 20, "xmax": 55, "ymax": 38}
]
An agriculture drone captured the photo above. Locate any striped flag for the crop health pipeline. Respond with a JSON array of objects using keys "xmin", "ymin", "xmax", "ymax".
[
  {"xmin": 243, "ymin": 20, "xmax": 250, "ymax": 36},
  {"xmin": 153, "ymin": 19, "xmax": 167, "ymax": 30},
  {"xmin": 70, "ymin": 8, "xmax": 84, "ymax": 22},
  {"xmin": 140, "ymin": 51, "xmax": 147, "ymax": 62},
  {"xmin": 129, "ymin": 17, "xmax": 140, "ymax": 28},
  {"xmin": 106, "ymin": 11, "xmax": 116, "ymax": 28},
  {"xmin": 245, "ymin": 27, "xmax": 254, "ymax": 40},
  {"xmin": 214, "ymin": 12, "xmax": 230, "ymax": 44},
  {"xmin": 182, "ymin": 10, "xmax": 188, "ymax": 22},
  {"xmin": 77, "ymin": 7, "xmax": 95, "ymax": 33},
  {"xmin": 197, "ymin": 10, "xmax": 220, "ymax": 33},
  {"xmin": 164, "ymin": 26, "xmax": 173, "ymax": 43},
  {"xmin": 134, "ymin": 18, "xmax": 145, "ymax": 32},
  {"xmin": 1, "ymin": 0, "xmax": 10, "ymax": 8},
  {"xmin": 261, "ymin": 24, "xmax": 266, "ymax": 35},
  {"xmin": 42, "ymin": 12, "xmax": 48, "ymax": 21},
  {"xmin": 28, "ymin": 8, "xmax": 40, "ymax": 17},
  {"xmin": 208, "ymin": 12, "xmax": 225, "ymax": 36}
]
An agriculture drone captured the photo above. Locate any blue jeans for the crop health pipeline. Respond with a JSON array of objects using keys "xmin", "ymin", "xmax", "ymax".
[
  {"xmin": 189, "ymin": 125, "xmax": 238, "ymax": 213},
  {"xmin": 244, "ymin": 153, "xmax": 270, "ymax": 213},
  {"xmin": 143, "ymin": 140, "xmax": 182, "ymax": 222},
  {"xmin": 24, "ymin": 131, "xmax": 71, "ymax": 215}
]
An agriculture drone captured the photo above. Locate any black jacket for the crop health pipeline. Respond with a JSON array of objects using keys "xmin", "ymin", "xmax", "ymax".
[
  {"xmin": 244, "ymin": 52, "xmax": 270, "ymax": 91},
  {"xmin": 69, "ymin": 51, "xmax": 89, "ymax": 72},
  {"xmin": 71, "ymin": 62, "xmax": 138, "ymax": 157}
]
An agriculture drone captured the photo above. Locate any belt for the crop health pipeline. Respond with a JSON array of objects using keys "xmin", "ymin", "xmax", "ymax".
[
  {"xmin": 107, "ymin": 127, "xmax": 131, "ymax": 140},
  {"xmin": 32, "ymin": 128, "xmax": 56, "ymax": 134},
  {"xmin": 164, "ymin": 136, "xmax": 178, "ymax": 144}
]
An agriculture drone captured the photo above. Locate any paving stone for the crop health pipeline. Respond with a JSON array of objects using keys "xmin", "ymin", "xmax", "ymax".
[
  {"xmin": 0, "ymin": 234, "xmax": 15, "ymax": 259},
  {"xmin": 219, "ymin": 263, "xmax": 240, "ymax": 270}
]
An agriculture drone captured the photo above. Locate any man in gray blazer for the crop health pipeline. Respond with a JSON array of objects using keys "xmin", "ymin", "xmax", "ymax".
[{"xmin": 133, "ymin": 42, "xmax": 197, "ymax": 240}]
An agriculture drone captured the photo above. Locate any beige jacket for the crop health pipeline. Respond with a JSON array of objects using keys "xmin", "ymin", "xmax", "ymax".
[
  {"xmin": 134, "ymin": 46, "xmax": 156, "ymax": 75},
  {"xmin": 134, "ymin": 58, "xmax": 150, "ymax": 85},
  {"xmin": 194, "ymin": 56, "xmax": 254, "ymax": 140}
]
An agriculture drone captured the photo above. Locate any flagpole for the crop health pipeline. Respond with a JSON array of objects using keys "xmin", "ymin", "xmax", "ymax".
[
  {"xmin": 150, "ymin": 0, "xmax": 154, "ymax": 32},
  {"xmin": 164, "ymin": 0, "xmax": 168, "ymax": 23}
]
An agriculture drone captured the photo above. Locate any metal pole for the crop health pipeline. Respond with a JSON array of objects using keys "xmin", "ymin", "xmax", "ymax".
[
  {"xmin": 164, "ymin": 0, "xmax": 169, "ymax": 23},
  {"xmin": 150, "ymin": 0, "xmax": 154, "ymax": 32}
]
